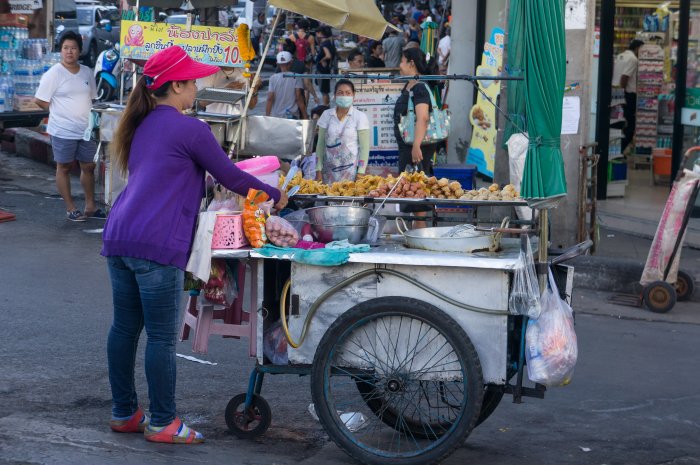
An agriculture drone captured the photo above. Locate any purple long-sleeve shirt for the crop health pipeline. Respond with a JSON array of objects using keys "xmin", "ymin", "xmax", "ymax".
[{"xmin": 102, "ymin": 105, "xmax": 281, "ymax": 269}]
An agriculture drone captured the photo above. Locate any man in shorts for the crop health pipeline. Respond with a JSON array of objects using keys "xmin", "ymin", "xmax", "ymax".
[{"xmin": 35, "ymin": 31, "xmax": 104, "ymax": 222}]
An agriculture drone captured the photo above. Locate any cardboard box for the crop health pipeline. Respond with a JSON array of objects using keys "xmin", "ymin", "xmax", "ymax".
[{"xmin": 14, "ymin": 95, "xmax": 42, "ymax": 112}]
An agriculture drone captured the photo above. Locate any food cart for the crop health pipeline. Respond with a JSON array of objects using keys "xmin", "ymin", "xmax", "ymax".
[{"xmin": 179, "ymin": 188, "xmax": 589, "ymax": 465}]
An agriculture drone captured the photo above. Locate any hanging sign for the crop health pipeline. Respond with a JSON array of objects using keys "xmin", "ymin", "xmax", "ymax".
[
  {"xmin": 467, "ymin": 28, "xmax": 504, "ymax": 179},
  {"xmin": 120, "ymin": 20, "xmax": 243, "ymax": 67},
  {"xmin": 9, "ymin": 0, "xmax": 41, "ymax": 14},
  {"xmin": 353, "ymin": 82, "xmax": 404, "ymax": 177}
]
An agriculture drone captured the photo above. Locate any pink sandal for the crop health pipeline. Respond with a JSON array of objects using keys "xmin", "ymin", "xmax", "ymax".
[
  {"xmin": 110, "ymin": 407, "xmax": 149, "ymax": 433},
  {"xmin": 144, "ymin": 417, "xmax": 204, "ymax": 444}
]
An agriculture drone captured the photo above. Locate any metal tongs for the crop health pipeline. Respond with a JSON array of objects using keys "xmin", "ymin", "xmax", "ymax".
[
  {"xmin": 442, "ymin": 224, "xmax": 479, "ymax": 238},
  {"xmin": 281, "ymin": 166, "xmax": 301, "ymax": 198}
]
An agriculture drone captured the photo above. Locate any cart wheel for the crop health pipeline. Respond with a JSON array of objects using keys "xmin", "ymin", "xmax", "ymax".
[
  {"xmin": 674, "ymin": 270, "xmax": 695, "ymax": 302},
  {"xmin": 310, "ymin": 297, "xmax": 484, "ymax": 465},
  {"xmin": 643, "ymin": 281, "xmax": 677, "ymax": 313},
  {"xmin": 357, "ymin": 382, "xmax": 502, "ymax": 433},
  {"xmin": 476, "ymin": 387, "xmax": 504, "ymax": 426},
  {"xmin": 225, "ymin": 393, "xmax": 271, "ymax": 439}
]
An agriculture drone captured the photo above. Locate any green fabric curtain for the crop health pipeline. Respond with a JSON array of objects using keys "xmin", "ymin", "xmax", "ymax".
[
  {"xmin": 520, "ymin": 0, "xmax": 567, "ymax": 205},
  {"xmin": 502, "ymin": 0, "xmax": 527, "ymax": 147}
]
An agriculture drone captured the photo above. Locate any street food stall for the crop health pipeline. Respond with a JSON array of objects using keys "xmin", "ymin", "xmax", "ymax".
[
  {"xmin": 174, "ymin": 5, "xmax": 587, "ymax": 465},
  {"xmin": 180, "ymin": 176, "xmax": 588, "ymax": 465},
  {"xmin": 98, "ymin": 2, "xmax": 585, "ymax": 464}
]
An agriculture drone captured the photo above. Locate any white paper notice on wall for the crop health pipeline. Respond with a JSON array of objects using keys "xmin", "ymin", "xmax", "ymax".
[
  {"xmin": 561, "ymin": 96, "xmax": 580, "ymax": 135},
  {"xmin": 565, "ymin": 0, "xmax": 587, "ymax": 30},
  {"xmin": 9, "ymin": 0, "xmax": 42, "ymax": 14}
]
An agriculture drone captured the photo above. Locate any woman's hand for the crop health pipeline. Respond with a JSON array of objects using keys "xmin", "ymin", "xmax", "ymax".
[
  {"xmin": 274, "ymin": 190, "xmax": 289, "ymax": 211},
  {"xmin": 315, "ymin": 171, "xmax": 323, "ymax": 182},
  {"xmin": 411, "ymin": 145, "xmax": 423, "ymax": 164}
]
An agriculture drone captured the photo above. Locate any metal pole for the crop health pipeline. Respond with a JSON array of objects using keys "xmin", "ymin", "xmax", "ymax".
[
  {"xmin": 282, "ymin": 73, "xmax": 523, "ymax": 81},
  {"xmin": 671, "ymin": 0, "xmax": 690, "ymax": 183},
  {"xmin": 595, "ymin": 0, "xmax": 615, "ymax": 200},
  {"xmin": 538, "ymin": 209, "xmax": 548, "ymax": 292},
  {"xmin": 229, "ymin": 8, "xmax": 283, "ymax": 159}
]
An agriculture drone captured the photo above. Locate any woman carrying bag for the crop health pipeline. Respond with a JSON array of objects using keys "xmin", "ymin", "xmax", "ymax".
[
  {"xmin": 393, "ymin": 48, "xmax": 437, "ymax": 227},
  {"xmin": 315, "ymin": 79, "xmax": 370, "ymax": 184}
]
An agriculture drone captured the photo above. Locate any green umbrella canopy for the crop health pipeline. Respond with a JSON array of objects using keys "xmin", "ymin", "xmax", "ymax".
[
  {"xmin": 520, "ymin": 0, "xmax": 567, "ymax": 208},
  {"xmin": 502, "ymin": 0, "xmax": 527, "ymax": 147}
]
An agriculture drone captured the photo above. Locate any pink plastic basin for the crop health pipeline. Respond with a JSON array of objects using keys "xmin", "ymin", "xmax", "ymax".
[{"xmin": 235, "ymin": 156, "xmax": 280, "ymax": 176}]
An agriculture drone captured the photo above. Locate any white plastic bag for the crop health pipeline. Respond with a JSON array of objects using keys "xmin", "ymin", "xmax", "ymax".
[
  {"xmin": 525, "ymin": 270, "xmax": 578, "ymax": 387},
  {"xmin": 509, "ymin": 237, "xmax": 541, "ymax": 318}
]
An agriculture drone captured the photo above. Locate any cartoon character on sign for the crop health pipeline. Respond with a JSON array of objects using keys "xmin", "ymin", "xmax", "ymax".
[{"xmin": 124, "ymin": 24, "xmax": 144, "ymax": 47}]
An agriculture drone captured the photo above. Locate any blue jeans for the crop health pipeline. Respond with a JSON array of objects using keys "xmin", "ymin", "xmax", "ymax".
[{"xmin": 106, "ymin": 256, "xmax": 184, "ymax": 427}]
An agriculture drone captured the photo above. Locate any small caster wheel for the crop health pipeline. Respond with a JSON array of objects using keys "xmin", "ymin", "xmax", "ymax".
[
  {"xmin": 643, "ymin": 281, "xmax": 677, "ymax": 313},
  {"xmin": 225, "ymin": 393, "xmax": 271, "ymax": 439},
  {"xmin": 674, "ymin": 270, "xmax": 695, "ymax": 302}
]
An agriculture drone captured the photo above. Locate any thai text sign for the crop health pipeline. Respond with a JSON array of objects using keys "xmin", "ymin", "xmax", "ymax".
[
  {"xmin": 120, "ymin": 20, "xmax": 243, "ymax": 67},
  {"xmin": 354, "ymin": 82, "xmax": 404, "ymax": 177}
]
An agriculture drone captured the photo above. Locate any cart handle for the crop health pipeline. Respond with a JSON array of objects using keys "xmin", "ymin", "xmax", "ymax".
[
  {"xmin": 549, "ymin": 240, "xmax": 593, "ymax": 266},
  {"xmin": 475, "ymin": 226, "xmax": 532, "ymax": 234}
]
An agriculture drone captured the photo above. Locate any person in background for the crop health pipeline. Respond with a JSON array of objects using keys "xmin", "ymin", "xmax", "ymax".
[
  {"xmin": 299, "ymin": 104, "xmax": 330, "ymax": 180},
  {"xmin": 289, "ymin": 18, "xmax": 315, "ymax": 65},
  {"xmin": 34, "ymin": 31, "xmax": 104, "ymax": 222},
  {"xmin": 315, "ymin": 26, "xmax": 337, "ymax": 106},
  {"xmin": 346, "ymin": 48, "xmax": 365, "ymax": 69},
  {"xmin": 266, "ymin": 51, "xmax": 308, "ymax": 119},
  {"xmin": 283, "ymin": 38, "xmax": 319, "ymax": 104},
  {"xmin": 406, "ymin": 18, "xmax": 421, "ymax": 43},
  {"xmin": 437, "ymin": 27, "xmax": 451, "ymax": 74},
  {"xmin": 612, "ymin": 39, "xmax": 644, "ymax": 154},
  {"xmin": 315, "ymin": 79, "xmax": 370, "ymax": 184},
  {"xmin": 102, "ymin": 45, "xmax": 287, "ymax": 445},
  {"xmin": 367, "ymin": 42, "xmax": 385, "ymax": 68},
  {"xmin": 251, "ymin": 12, "xmax": 266, "ymax": 56},
  {"xmin": 393, "ymin": 47, "xmax": 435, "ymax": 228},
  {"xmin": 217, "ymin": 8, "xmax": 228, "ymax": 27},
  {"xmin": 382, "ymin": 28, "xmax": 405, "ymax": 68}
]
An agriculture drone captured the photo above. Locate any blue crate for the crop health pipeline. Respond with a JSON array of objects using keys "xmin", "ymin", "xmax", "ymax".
[{"xmin": 433, "ymin": 164, "xmax": 477, "ymax": 190}]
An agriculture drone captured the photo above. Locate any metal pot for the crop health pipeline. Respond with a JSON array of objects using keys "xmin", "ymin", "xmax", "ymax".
[
  {"xmin": 396, "ymin": 218, "xmax": 502, "ymax": 253},
  {"xmin": 307, "ymin": 206, "xmax": 373, "ymax": 244}
]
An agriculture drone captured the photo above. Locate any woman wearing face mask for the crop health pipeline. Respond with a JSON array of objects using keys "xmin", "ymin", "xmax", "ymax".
[{"xmin": 315, "ymin": 79, "xmax": 370, "ymax": 184}]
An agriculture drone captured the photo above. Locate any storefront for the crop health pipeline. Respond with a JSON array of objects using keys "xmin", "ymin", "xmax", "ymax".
[{"xmin": 594, "ymin": 0, "xmax": 700, "ymax": 217}]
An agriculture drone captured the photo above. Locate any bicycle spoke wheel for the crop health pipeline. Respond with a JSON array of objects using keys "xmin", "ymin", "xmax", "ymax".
[{"xmin": 311, "ymin": 297, "xmax": 483, "ymax": 465}]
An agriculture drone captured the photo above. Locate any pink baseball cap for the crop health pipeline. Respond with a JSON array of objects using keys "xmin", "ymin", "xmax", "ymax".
[{"xmin": 143, "ymin": 46, "xmax": 219, "ymax": 90}]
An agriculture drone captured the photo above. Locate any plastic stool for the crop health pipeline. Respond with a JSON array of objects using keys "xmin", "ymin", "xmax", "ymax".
[{"xmin": 179, "ymin": 260, "xmax": 258, "ymax": 356}]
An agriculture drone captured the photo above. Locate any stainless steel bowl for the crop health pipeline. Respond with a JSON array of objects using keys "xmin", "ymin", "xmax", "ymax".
[{"xmin": 306, "ymin": 206, "xmax": 372, "ymax": 244}]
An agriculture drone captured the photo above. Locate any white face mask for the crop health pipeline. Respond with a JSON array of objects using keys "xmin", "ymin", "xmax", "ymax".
[{"xmin": 336, "ymin": 96, "xmax": 353, "ymax": 108}]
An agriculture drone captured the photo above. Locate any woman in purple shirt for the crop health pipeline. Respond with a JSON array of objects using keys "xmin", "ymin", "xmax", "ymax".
[{"xmin": 101, "ymin": 46, "xmax": 287, "ymax": 444}]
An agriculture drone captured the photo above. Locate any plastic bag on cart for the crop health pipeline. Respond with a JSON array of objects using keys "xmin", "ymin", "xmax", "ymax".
[
  {"xmin": 525, "ymin": 270, "xmax": 578, "ymax": 387},
  {"xmin": 509, "ymin": 237, "xmax": 541, "ymax": 318},
  {"xmin": 201, "ymin": 259, "xmax": 237, "ymax": 307},
  {"xmin": 207, "ymin": 184, "xmax": 241, "ymax": 212},
  {"xmin": 265, "ymin": 216, "xmax": 300, "ymax": 247},
  {"xmin": 263, "ymin": 320, "xmax": 288, "ymax": 365}
]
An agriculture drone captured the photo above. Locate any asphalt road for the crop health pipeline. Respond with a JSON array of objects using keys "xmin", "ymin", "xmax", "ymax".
[{"xmin": 1, "ymin": 154, "xmax": 700, "ymax": 465}]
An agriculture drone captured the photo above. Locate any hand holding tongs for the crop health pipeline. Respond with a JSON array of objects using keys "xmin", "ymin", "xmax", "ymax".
[{"xmin": 281, "ymin": 166, "xmax": 302, "ymax": 198}]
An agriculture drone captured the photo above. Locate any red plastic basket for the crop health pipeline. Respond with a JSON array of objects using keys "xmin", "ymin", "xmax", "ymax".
[{"xmin": 211, "ymin": 214, "xmax": 249, "ymax": 249}]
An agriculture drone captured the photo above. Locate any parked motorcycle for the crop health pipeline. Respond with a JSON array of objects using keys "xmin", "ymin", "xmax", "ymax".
[{"xmin": 94, "ymin": 41, "xmax": 120, "ymax": 102}]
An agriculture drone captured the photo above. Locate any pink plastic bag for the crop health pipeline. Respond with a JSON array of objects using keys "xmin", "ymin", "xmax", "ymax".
[{"xmin": 265, "ymin": 216, "xmax": 300, "ymax": 248}]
